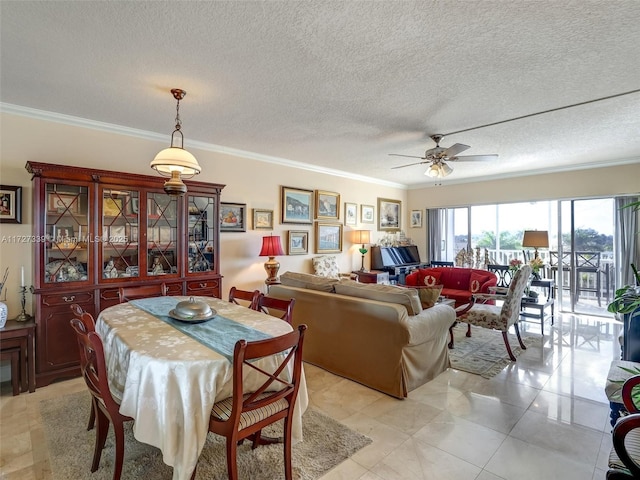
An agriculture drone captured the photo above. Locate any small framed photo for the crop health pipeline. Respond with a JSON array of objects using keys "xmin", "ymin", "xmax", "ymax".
[
  {"xmin": 253, "ymin": 209, "xmax": 274, "ymax": 230},
  {"xmin": 288, "ymin": 230, "xmax": 309, "ymax": 255},
  {"xmin": 48, "ymin": 192, "xmax": 80, "ymax": 215},
  {"xmin": 315, "ymin": 190, "xmax": 340, "ymax": 220},
  {"xmin": 378, "ymin": 198, "xmax": 401, "ymax": 232},
  {"xmin": 344, "ymin": 202, "xmax": 357, "ymax": 226},
  {"xmin": 361, "ymin": 204, "xmax": 374, "ymax": 224},
  {"xmin": 220, "ymin": 202, "xmax": 246, "ymax": 232},
  {"xmin": 0, "ymin": 185, "xmax": 22, "ymax": 224},
  {"xmin": 315, "ymin": 223, "xmax": 343, "ymax": 253},
  {"xmin": 410, "ymin": 209, "xmax": 423, "ymax": 228},
  {"xmin": 53, "ymin": 224, "xmax": 74, "ymax": 242},
  {"xmin": 281, "ymin": 186, "xmax": 313, "ymax": 224}
]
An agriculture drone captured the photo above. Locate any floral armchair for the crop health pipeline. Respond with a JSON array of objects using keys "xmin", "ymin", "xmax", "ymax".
[{"xmin": 451, "ymin": 265, "xmax": 532, "ymax": 361}]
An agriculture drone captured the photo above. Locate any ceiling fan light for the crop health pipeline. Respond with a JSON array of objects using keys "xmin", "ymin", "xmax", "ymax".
[
  {"xmin": 425, "ymin": 164, "xmax": 440, "ymax": 177},
  {"xmin": 441, "ymin": 162, "xmax": 453, "ymax": 176}
]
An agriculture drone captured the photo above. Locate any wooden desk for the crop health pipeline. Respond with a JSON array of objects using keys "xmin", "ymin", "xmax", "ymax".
[
  {"xmin": 96, "ymin": 296, "xmax": 308, "ymax": 480},
  {"xmin": 0, "ymin": 319, "xmax": 36, "ymax": 393}
]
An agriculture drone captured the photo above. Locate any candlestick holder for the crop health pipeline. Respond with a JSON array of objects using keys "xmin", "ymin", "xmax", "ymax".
[{"xmin": 14, "ymin": 285, "xmax": 33, "ymax": 322}]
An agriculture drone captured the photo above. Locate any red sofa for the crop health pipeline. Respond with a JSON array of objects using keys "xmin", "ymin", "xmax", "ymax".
[{"xmin": 404, "ymin": 267, "xmax": 497, "ymax": 307}]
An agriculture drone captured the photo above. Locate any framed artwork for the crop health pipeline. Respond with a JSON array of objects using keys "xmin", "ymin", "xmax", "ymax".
[
  {"xmin": 220, "ymin": 202, "xmax": 246, "ymax": 232},
  {"xmin": 344, "ymin": 202, "xmax": 357, "ymax": 226},
  {"xmin": 281, "ymin": 186, "xmax": 313, "ymax": 224},
  {"xmin": 360, "ymin": 204, "xmax": 375, "ymax": 224},
  {"xmin": 0, "ymin": 185, "xmax": 22, "ymax": 224},
  {"xmin": 48, "ymin": 192, "xmax": 79, "ymax": 215},
  {"xmin": 315, "ymin": 223, "xmax": 343, "ymax": 253},
  {"xmin": 315, "ymin": 190, "xmax": 340, "ymax": 220},
  {"xmin": 110, "ymin": 225, "xmax": 127, "ymax": 243},
  {"xmin": 53, "ymin": 224, "xmax": 74, "ymax": 242},
  {"xmin": 253, "ymin": 209, "xmax": 274, "ymax": 230},
  {"xmin": 410, "ymin": 209, "xmax": 423, "ymax": 228},
  {"xmin": 378, "ymin": 198, "xmax": 401, "ymax": 232},
  {"xmin": 103, "ymin": 197, "xmax": 123, "ymax": 217},
  {"xmin": 288, "ymin": 230, "xmax": 309, "ymax": 255}
]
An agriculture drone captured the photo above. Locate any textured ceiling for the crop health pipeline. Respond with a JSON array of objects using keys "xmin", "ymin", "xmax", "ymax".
[{"xmin": 1, "ymin": 1, "xmax": 639, "ymax": 188}]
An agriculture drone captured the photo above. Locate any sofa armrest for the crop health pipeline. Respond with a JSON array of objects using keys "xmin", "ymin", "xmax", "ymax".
[{"xmin": 403, "ymin": 304, "xmax": 456, "ymax": 346}]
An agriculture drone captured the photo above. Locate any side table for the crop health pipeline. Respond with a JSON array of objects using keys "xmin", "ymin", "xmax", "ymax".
[
  {"xmin": 0, "ymin": 319, "xmax": 36, "ymax": 393},
  {"xmin": 352, "ymin": 270, "xmax": 390, "ymax": 284},
  {"xmin": 520, "ymin": 278, "xmax": 555, "ymax": 335}
]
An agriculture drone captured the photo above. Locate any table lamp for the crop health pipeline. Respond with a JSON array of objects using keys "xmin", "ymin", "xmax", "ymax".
[
  {"xmin": 353, "ymin": 230, "xmax": 371, "ymax": 272},
  {"xmin": 259, "ymin": 235, "xmax": 285, "ymax": 285},
  {"xmin": 522, "ymin": 230, "xmax": 549, "ymax": 260}
]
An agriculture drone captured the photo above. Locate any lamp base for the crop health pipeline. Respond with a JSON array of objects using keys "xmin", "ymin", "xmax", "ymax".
[{"xmin": 264, "ymin": 257, "xmax": 281, "ymax": 285}]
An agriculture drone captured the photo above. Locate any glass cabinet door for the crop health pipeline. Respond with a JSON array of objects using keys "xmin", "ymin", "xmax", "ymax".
[
  {"xmin": 44, "ymin": 183, "xmax": 89, "ymax": 283},
  {"xmin": 187, "ymin": 195, "xmax": 216, "ymax": 273},
  {"xmin": 101, "ymin": 188, "xmax": 140, "ymax": 279},
  {"xmin": 147, "ymin": 192, "xmax": 178, "ymax": 276}
]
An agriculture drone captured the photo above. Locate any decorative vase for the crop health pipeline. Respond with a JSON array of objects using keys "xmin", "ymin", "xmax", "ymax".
[{"xmin": 0, "ymin": 301, "xmax": 8, "ymax": 328}]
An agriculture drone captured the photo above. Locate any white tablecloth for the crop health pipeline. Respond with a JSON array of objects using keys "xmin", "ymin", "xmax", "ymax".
[{"xmin": 96, "ymin": 296, "xmax": 308, "ymax": 480}]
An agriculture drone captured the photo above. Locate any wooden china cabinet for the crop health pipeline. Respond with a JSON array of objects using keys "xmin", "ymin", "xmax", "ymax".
[{"xmin": 26, "ymin": 162, "xmax": 224, "ymax": 387}]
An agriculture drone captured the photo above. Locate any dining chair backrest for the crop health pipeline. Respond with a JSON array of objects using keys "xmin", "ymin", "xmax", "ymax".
[
  {"xmin": 70, "ymin": 303, "xmax": 96, "ymax": 332},
  {"xmin": 256, "ymin": 295, "xmax": 296, "ymax": 324},
  {"xmin": 118, "ymin": 283, "xmax": 167, "ymax": 303},
  {"xmin": 487, "ymin": 264, "xmax": 515, "ymax": 289},
  {"xmin": 549, "ymin": 251, "xmax": 571, "ymax": 268},
  {"xmin": 228, "ymin": 286, "xmax": 261, "ymax": 310},
  {"xmin": 575, "ymin": 251, "xmax": 601, "ymax": 271}
]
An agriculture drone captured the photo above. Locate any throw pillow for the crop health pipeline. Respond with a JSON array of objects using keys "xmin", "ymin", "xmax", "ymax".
[
  {"xmin": 280, "ymin": 271, "xmax": 339, "ymax": 293},
  {"xmin": 334, "ymin": 280, "xmax": 422, "ymax": 315},
  {"xmin": 410, "ymin": 285, "xmax": 444, "ymax": 308},
  {"xmin": 419, "ymin": 270, "xmax": 442, "ymax": 287},
  {"xmin": 312, "ymin": 255, "xmax": 340, "ymax": 279},
  {"xmin": 469, "ymin": 272, "xmax": 486, "ymax": 293}
]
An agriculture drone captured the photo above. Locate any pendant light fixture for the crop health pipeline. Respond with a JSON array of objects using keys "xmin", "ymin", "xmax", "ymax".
[{"xmin": 150, "ymin": 88, "xmax": 201, "ymax": 196}]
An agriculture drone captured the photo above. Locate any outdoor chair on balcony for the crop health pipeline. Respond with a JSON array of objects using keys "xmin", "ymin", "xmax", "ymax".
[
  {"xmin": 429, "ymin": 261, "xmax": 454, "ymax": 267},
  {"xmin": 549, "ymin": 251, "xmax": 571, "ymax": 293},
  {"xmin": 575, "ymin": 251, "xmax": 603, "ymax": 307}
]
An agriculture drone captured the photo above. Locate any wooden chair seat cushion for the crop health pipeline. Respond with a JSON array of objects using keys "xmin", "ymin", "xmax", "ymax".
[{"xmin": 211, "ymin": 393, "xmax": 289, "ymax": 430}]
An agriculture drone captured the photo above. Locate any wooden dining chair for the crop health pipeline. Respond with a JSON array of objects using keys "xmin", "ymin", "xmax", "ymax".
[
  {"xmin": 118, "ymin": 282, "xmax": 167, "ymax": 303},
  {"xmin": 256, "ymin": 295, "xmax": 296, "ymax": 324},
  {"xmin": 193, "ymin": 324, "xmax": 307, "ymax": 480},
  {"xmin": 228, "ymin": 286, "xmax": 261, "ymax": 310},
  {"xmin": 70, "ymin": 304, "xmax": 97, "ymax": 431},
  {"xmin": 69, "ymin": 318, "xmax": 133, "ymax": 480}
]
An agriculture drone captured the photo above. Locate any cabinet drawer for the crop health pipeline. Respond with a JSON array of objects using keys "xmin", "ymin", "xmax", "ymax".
[
  {"xmin": 41, "ymin": 291, "xmax": 94, "ymax": 307},
  {"xmin": 165, "ymin": 282, "xmax": 184, "ymax": 296},
  {"xmin": 186, "ymin": 279, "xmax": 220, "ymax": 297}
]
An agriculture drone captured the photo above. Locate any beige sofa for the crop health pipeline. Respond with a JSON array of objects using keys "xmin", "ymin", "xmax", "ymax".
[{"xmin": 269, "ymin": 274, "xmax": 456, "ymax": 398}]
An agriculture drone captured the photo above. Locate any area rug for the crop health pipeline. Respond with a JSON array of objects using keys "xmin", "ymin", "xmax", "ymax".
[
  {"xmin": 40, "ymin": 391, "xmax": 371, "ymax": 480},
  {"xmin": 448, "ymin": 323, "xmax": 541, "ymax": 378}
]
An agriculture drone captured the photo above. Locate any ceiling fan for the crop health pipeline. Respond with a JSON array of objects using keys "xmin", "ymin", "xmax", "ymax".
[{"xmin": 389, "ymin": 134, "xmax": 498, "ymax": 178}]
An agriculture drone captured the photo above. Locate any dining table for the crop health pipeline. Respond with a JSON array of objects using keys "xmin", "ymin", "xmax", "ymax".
[{"xmin": 95, "ymin": 295, "xmax": 309, "ymax": 480}]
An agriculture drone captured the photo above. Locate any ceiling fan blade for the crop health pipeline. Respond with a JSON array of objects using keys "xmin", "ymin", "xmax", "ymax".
[
  {"xmin": 443, "ymin": 143, "xmax": 470, "ymax": 157},
  {"xmin": 449, "ymin": 154, "xmax": 498, "ymax": 162},
  {"xmin": 388, "ymin": 153, "xmax": 426, "ymax": 159},
  {"xmin": 391, "ymin": 160, "xmax": 430, "ymax": 169}
]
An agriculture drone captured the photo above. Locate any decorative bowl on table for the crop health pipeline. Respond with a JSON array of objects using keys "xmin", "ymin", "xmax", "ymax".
[{"xmin": 169, "ymin": 297, "xmax": 216, "ymax": 323}]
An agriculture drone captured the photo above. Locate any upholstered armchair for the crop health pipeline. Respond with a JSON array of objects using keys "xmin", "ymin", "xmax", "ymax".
[{"xmin": 452, "ymin": 265, "xmax": 532, "ymax": 361}]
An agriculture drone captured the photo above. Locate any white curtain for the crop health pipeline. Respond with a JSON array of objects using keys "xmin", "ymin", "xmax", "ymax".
[
  {"xmin": 427, "ymin": 208, "xmax": 445, "ymax": 262},
  {"xmin": 615, "ymin": 196, "xmax": 640, "ymax": 288}
]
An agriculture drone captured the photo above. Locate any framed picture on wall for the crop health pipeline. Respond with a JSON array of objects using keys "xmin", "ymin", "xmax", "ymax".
[
  {"xmin": 344, "ymin": 202, "xmax": 357, "ymax": 226},
  {"xmin": 0, "ymin": 185, "xmax": 22, "ymax": 224},
  {"xmin": 281, "ymin": 186, "xmax": 313, "ymax": 224},
  {"xmin": 378, "ymin": 198, "xmax": 401, "ymax": 232},
  {"xmin": 315, "ymin": 190, "xmax": 340, "ymax": 220},
  {"xmin": 315, "ymin": 223, "xmax": 343, "ymax": 253},
  {"xmin": 252, "ymin": 209, "xmax": 274, "ymax": 230},
  {"xmin": 220, "ymin": 202, "xmax": 246, "ymax": 232},
  {"xmin": 360, "ymin": 204, "xmax": 374, "ymax": 224},
  {"xmin": 410, "ymin": 209, "xmax": 422, "ymax": 228},
  {"xmin": 288, "ymin": 230, "xmax": 309, "ymax": 255}
]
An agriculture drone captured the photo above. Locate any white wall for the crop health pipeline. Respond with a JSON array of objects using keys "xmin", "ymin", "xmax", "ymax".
[{"xmin": 0, "ymin": 112, "xmax": 407, "ymax": 316}]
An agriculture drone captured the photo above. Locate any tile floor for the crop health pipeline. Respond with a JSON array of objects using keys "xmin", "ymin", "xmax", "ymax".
[{"xmin": 0, "ymin": 312, "xmax": 621, "ymax": 479}]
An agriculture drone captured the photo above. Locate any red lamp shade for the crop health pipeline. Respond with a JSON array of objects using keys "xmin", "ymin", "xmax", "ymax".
[
  {"xmin": 259, "ymin": 236, "xmax": 284, "ymax": 257},
  {"xmin": 259, "ymin": 235, "xmax": 284, "ymax": 285}
]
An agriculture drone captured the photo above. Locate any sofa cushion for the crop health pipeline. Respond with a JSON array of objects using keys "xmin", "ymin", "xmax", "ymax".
[
  {"xmin": 280, "ymin": 271, "xmax": 339, "ymax": 293},
  {"xmin": 469, "ymin": 271, "xmax": 486, "ymax": 293},
  {"xmin": 418, "ymin": 270, "xmax": 442, "ymax": 287},
  {"xmin": 410, "ymin": 285, "xmax": 443, "ymax": 308},
  {"xmin": 312, "ymin": 255, "xmax": 340, "ymax": 279},
  {"xmin": 335, "ymin": 280, "xmax": 422, "ymax": 315}
]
